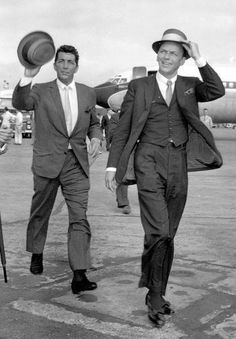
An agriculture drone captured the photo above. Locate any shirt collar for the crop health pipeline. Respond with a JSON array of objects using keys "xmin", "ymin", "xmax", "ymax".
[
  {"xmin": 156, "ymin": 72, "xmax": 177, "ymax": 85},
  {"xmin": 57, "ymin": 78, "xmax": 76, "ymax": 90}
]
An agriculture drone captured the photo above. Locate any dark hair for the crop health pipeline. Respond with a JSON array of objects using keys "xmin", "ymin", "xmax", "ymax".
[{"xmin": 55, "ymin": 45, "xmax": 79, "ymax": 66}]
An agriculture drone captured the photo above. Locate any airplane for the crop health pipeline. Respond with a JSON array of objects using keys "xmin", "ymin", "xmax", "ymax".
[
  {"xmin": 94, "ymin": 64, "xmax": 236, "ymax": 124},
  {"xmin": 1, "ymin": 63, "xmax": 235, "ymax": 125}
]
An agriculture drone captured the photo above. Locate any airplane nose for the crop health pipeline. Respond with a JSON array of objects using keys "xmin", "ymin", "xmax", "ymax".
[
  {"xmin": 95, "ymin": 82, "xmax": 119, "ymax": 108},
  {"xmin": 107, "ymin": 90, "xmax": 127, "ymax": 112}
]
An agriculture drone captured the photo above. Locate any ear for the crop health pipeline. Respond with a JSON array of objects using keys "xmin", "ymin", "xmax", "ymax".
[
  {"xmin": 74, "ymin": 65, "xmax": 79, "ymax": 73},
  {"xmin": 180, "ymin": 57, "xmax": 186, "ymax": 66}
]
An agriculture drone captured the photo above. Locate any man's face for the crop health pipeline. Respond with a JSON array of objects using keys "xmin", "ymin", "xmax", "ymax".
[
  {"xmin": 157, "ymin": 42, "xmax": 185, "ymax": 78},
  {"xmin": 54, "ymin": 52, "xmax": 78, "ymax": 85}
]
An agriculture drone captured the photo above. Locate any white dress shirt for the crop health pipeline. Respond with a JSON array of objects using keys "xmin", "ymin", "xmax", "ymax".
[
  {"xmin": 56, "ymin": 79, "xmax": 78, "ymax": 133},
  {"xmin": 156, "ymin": 72, "xmax": 177, "ymax": 101},
  {"xmin": 20, "ymin": 76, "xmax": 79, "ymax": 149},
  {"xmin": 19, "ymin": 77, "xmax": 79, "ymax": 133}
]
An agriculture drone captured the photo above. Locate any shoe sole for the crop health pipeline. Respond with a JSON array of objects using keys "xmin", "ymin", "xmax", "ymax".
[
  {"xmin": 30, "ymin": 268, "xmax": 43, "ymax": 275},
  {"xmin": 148, "ymin": 314, "xmax": 165, "ymax": 328}
]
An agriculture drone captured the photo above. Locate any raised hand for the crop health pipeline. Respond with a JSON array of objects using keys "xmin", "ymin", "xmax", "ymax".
[
  {"xmin": 182, "ymin": 41, "xmax": 201, "ymax": 61},
  {"xmin": 24, "ymin": 66, "xmax": 41, "ymax": 78}
]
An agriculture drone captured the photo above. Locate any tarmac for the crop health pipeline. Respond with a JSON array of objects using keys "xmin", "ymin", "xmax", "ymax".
[{"xmin": 0, "ymin": 128, "xmax": 235, "ymax": 339}]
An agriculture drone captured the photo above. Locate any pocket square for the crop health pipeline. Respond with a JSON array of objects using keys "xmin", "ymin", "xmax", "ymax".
[{"xmin": 184, "ymin": 88, "xmax": 194, "ymax": 95}]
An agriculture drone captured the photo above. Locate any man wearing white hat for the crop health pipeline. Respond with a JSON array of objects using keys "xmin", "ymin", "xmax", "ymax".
[
  {"xmin": 13, "ymin": 40, "xmax": 102, "ymax": 294},
  {"xmin": 14, "ymin": 110, "xmax": 23, "ymax": 145},
  {"xmin": 105, "ymin": 28, "xmax": 225, "ymax": 327}
]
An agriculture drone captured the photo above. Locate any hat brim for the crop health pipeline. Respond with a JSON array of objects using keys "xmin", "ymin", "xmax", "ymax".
[
  {"xmin": 17, "ymin": 31, "xmax": 55, "ymax": 69},
  {"xmin": 152, "ymin": 40, "xmax": 190, "ymax": 59}
]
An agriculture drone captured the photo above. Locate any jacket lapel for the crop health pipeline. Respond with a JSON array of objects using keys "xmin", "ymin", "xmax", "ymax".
[
  {"xmin": 71, "ymin": 82, "xmax": 90, "ymax": 136},
  {"xmin": 49, "ymin": 80, "xmax": 68, "ymax": 136},
  {"xmin": 72, "ymin": 83, "xmax": 82, "ymax": 134},
  {"xmin": 144, "ymin": 75, "xmax": 157, "ymax": 111}
]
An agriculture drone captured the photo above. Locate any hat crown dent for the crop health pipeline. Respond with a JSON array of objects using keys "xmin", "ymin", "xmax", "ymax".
[
  {"xmin": 162, "ymin": 28, "xmax": 187, "ymax": 41},
  {"xmin": 27, "ymin": 38, "xmax": 55, "ymax": 66}
]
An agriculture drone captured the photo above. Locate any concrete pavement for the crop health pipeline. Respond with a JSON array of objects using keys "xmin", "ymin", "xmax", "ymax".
[{"xmin": 0, "ymin": 128, "xmax": 235, "ymax": 338}]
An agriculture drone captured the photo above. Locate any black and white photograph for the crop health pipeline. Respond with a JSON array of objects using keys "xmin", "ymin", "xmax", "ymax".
[{"xmin": 0, "ymin": 1, "xmax": 235, "ymax": 338}]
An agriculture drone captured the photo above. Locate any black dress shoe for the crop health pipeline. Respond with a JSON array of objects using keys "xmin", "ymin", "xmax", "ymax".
[
  {"xmin": 30, "ymin": 253, "xmax": 43, "ymax": 275},
  {"xmin": 71, "ymin": 276, "xmax": 97, "ymax": 294},
  {"xmin": 145, "ymin": 294, "xmax": 166, "ymax": 328},
  {"xmin": 162, "ymin": 303, "xmax": 175, "ymax": 315},
  {"xmin": 161, "ymin": 296, "xmax": 175, "ymax": 315}
]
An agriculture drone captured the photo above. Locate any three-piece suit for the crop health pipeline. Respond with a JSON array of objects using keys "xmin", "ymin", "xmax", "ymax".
[
  {"xmin": 12, "ymin": 80, "xmax": 102, "ymax": 271},
  {"xmin": 107, "ymin": 63, "xmax": 225, "ymax": 295}
]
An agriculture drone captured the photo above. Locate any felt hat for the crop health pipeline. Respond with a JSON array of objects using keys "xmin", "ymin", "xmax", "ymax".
[
  {"xmin": 152, "ymin": 28, "xmax": 190, "ymax": 59},
  {"xmin": 17, "ymin": 31, "xmax": 55, "ymax": 69}
]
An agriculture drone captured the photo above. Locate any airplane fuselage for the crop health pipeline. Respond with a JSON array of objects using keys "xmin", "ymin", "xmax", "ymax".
[{"xmin": 95, "ymin": 66, "xmax": 236, "ymax": 124}]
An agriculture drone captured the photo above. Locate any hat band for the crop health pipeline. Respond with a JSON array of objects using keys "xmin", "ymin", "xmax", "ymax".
[{"xmin": 161, "ymin": 33, "xmax": 186, "ymax": 43}]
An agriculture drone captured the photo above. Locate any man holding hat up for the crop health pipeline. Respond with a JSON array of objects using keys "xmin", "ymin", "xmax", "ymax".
[
  {"xmin": 105, "ymin": 28, "xmax": 225, "ymax": 327},
  {"xmin": 13, "ymin": 40, "xmax": 102, "ymax": 294}
]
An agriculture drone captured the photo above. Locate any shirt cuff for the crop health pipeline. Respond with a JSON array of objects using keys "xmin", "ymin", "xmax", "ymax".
[
  {"xmin": 19, "ymin": 77, "xmax": 33, "ymax": 87},
  {"xmin": 195, "ymin": 57, "xmax": 207, "ymax": 68},
  {"xmin": 106, "ymin": 167, "xmax": 116, "ymax": 172}
]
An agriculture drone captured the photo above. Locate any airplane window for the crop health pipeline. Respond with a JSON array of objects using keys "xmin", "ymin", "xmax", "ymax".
[
  {"xmin": 223, "ymin": 82, "xmax": 227, "ymax": 88},
  {"xmin": 119, "ymin": 78, "xmax": 127, "ymax": 84},
  {"xmin": 229, "ymin": 82, "xmax": 234, "ymax": 88}
]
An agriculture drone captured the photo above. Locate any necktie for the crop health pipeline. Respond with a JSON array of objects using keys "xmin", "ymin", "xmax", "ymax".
[
  {"xmin": 63, "ymin": 87, "xmax": 73, "ymax": 135},
  {"xmin": 165, "ymin": 80, "xmax": 173, "ymax": 106}
]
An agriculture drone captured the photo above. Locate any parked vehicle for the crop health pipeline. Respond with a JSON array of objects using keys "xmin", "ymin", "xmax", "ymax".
[
  {"xmin": 0, "ymin": 109, "xmax": 33, "ymax": 138},
  {"xmin": 21, "ymin": 111, "xmax": 33, "ymax": 138}
]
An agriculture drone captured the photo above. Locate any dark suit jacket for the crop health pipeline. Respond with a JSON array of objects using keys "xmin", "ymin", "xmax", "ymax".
[
  {"xmin": 108, "ymin": 112, "xmax": 120, "ymax": 143},
  {"xmin": 12, "ymin": 80, "xmax": 102, "ymax": 178},
  {"xmin": 107, "ymin": 63, "xmax": 225, "ymax": 184}
]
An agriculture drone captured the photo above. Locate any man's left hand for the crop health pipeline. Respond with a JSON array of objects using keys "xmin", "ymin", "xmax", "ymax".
[{"xmin": 88, "ymin": 138, "xmax": 101, "ymax": 158}]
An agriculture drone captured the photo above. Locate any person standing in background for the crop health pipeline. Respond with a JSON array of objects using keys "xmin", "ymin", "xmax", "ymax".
[
  {"xmin": 109, "ymin": 111, "xmax": 131, "ymax": 214},
  {"xmin": 101, "ymin": 109, "xmax": 114, "ymax": 151},
  {"xmin": 14, "ymin": 110, "xmax": 23, "ymax": 145},
  {"xmin": 200, "ymin": 108, "xmax": 213, "ymax": 129},
  {"xmin": 1, "ymin": 107, "xmax": 15, "ymax": 129}
]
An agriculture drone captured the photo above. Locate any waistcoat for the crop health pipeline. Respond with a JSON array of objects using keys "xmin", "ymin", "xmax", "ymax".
[{"xmin": 140, "ymin": 81, "xmax": 188, "ymax": 146}]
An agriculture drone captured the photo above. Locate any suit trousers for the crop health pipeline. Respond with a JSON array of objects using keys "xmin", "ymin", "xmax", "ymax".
[
  {"xmin": 134, "ymin": 142, "xmax": 188, "ymax": 295},
  {"xmin": 116, "ymin": 183, "xmax": 129, "ymax": 207},
  {"xmin": 26, "ymin": 150, "xmax": 91, "ymax": 271}
]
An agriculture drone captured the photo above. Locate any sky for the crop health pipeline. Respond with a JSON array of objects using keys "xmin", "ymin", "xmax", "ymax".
[{"xmin": 0, "ymin": 0, "xmax": 236, "ymax": 88}]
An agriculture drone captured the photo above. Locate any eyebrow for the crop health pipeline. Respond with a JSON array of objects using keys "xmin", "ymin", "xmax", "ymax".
[
  {"xmin": 159, "ymin": 48, "xmax": 178, "ymax": 53},
  {"xmin": 57, "ymin": 58, "xmax": 76, "ymax": 62}
]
